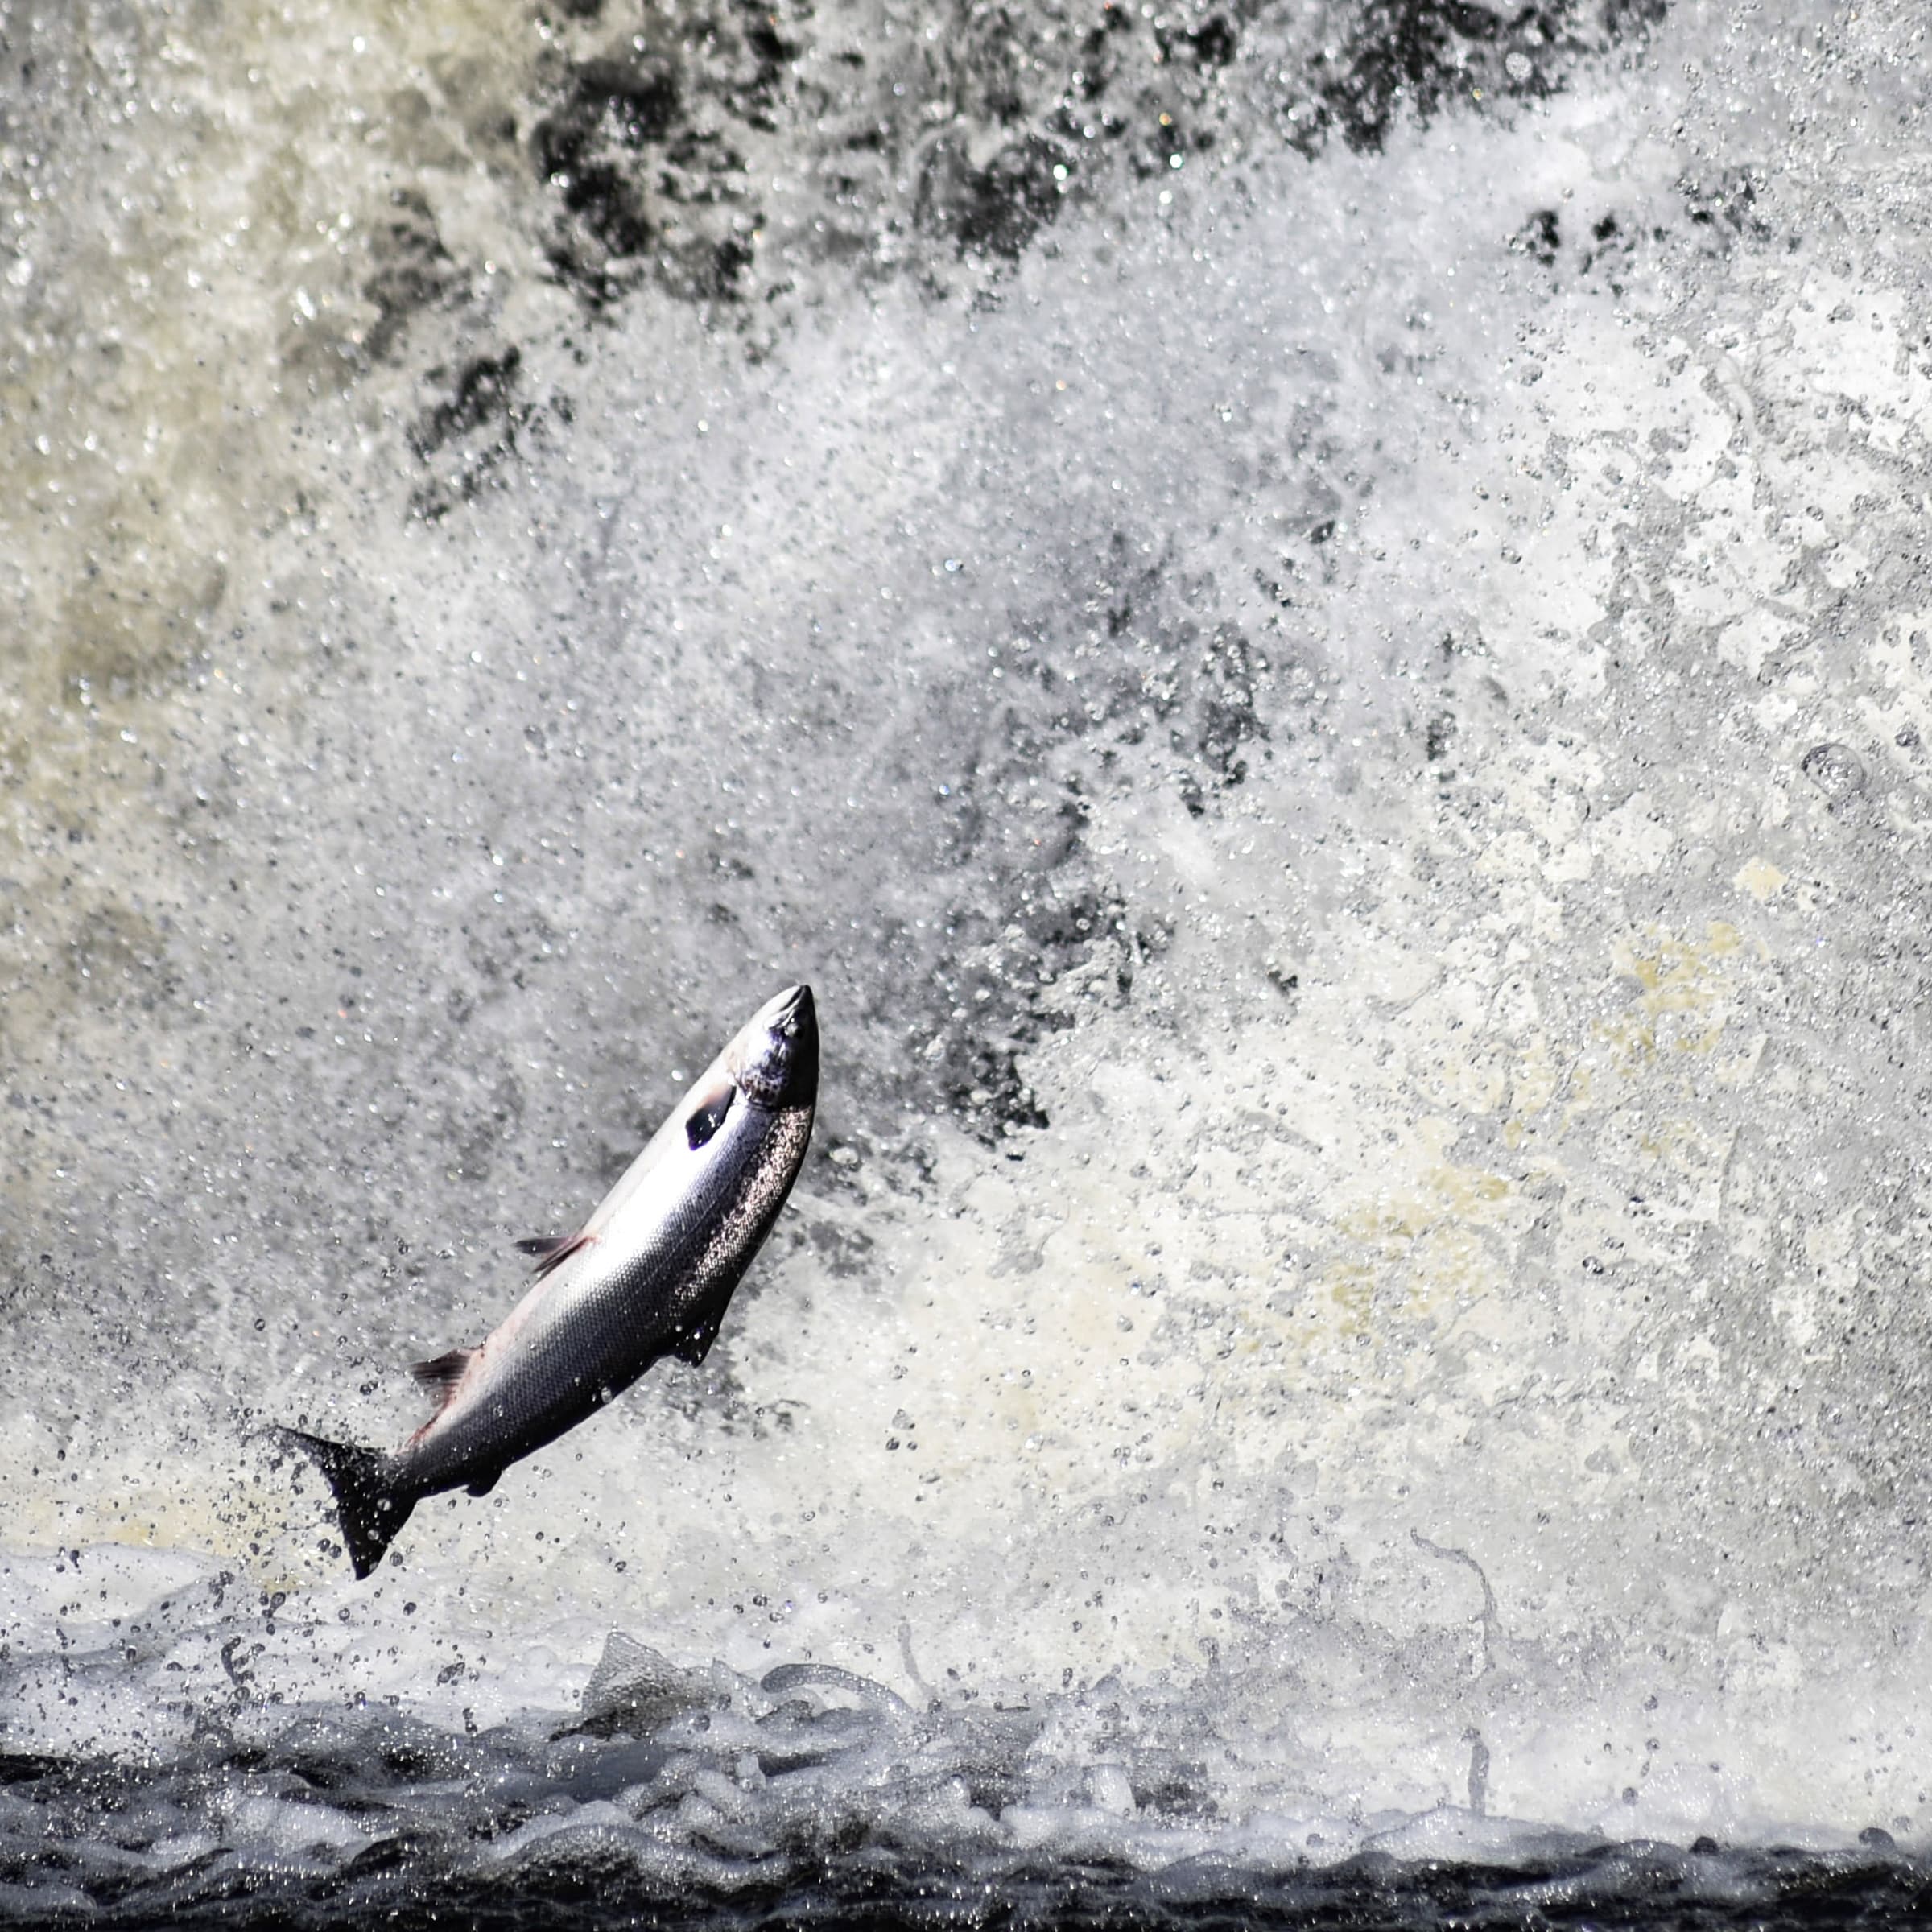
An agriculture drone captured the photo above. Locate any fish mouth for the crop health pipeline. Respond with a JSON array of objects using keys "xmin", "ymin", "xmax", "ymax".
[
  {"xmin": 770, "ymin": 983, "xmax": 814, "ymax": 1034},
  {"xmin": 740, "ymin": 984, "xmax": 818, "ymax": 1108}
]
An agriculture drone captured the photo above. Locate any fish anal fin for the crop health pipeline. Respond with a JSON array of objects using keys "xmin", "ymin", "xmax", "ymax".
[
  {"xmin": 407, "ymin": 1348, "xmax": 476, "ymax": 1414},
  {"xmin": 466, "ymin": 1468, "xmax": 501, "ymax": 1498},
  {"xmin": 522, "ymin": 1231, "xmax": 597, "ymax": 1279}
]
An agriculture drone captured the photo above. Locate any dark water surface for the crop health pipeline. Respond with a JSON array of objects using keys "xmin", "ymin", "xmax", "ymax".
[{"xmin": 3, "ymin": 1680, "xmax": 1927, "ymax": 1931}]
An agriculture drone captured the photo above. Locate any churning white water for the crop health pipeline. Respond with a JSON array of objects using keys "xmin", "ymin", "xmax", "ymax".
[{"xmin": 5, "ymin": 0, "xmax": 1932, "ymax": 1911}]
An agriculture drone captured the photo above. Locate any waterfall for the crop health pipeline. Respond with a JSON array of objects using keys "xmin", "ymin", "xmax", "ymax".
[{"xmin": 3, "ymin": 0, "xmax": 1927, "ymax": 1913}]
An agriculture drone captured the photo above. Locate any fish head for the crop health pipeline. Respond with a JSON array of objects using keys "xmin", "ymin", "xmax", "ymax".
[{"xmin": 731, "ymin": 984, "xmax": 818, "ymax": 1111}]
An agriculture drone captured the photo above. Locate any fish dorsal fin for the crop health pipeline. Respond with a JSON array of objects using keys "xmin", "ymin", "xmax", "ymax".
[
  {"xmin": 408, "ymin": 1348, "xmax": 476, "ymax": 1414},
  {"xmin": 516, "ymin": 1230, "xmax": 596, "ymax": 1279}
]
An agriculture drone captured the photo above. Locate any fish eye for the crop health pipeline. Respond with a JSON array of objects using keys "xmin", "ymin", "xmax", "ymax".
[{"xmin": 686, "ymin": 1089, "xmax": 733, "ymax": 1150}]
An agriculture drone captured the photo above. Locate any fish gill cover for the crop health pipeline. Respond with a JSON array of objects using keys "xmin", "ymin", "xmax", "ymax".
[{"xmin": 5, "ymin": 0, "xmax": 1932, "ymax": 1921}]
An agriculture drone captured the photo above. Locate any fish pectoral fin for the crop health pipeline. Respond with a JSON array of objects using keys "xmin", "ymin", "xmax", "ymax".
[
  {"xmin": 407, "ymin": 1348, "xmax": 476, "ymax": 1414},
  {"xmin": 465, "ymin": 1469, "xmax": 502, "ymax": 1498},
  {"xmin": 669, "ymin": 1308, "xmax": 726, "ymax": 1367},
  {"xmin": 684, "ymin": 1073, "xmax": 737, "ymax": 1151},
  {"xmin": 518, "ymin": 1231, "xmax": 597, "ymax": 1279}
]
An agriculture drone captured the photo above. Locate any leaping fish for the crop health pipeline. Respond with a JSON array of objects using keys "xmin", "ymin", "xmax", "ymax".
[{"xmin": 279, "ymin": 985, "xmax": 817, "ymax": 1579}]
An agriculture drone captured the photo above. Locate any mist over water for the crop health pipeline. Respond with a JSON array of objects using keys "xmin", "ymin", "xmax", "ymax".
[{"xmin": 6, "ymin": 0, "xmax": 1932, "ymax": 1917}]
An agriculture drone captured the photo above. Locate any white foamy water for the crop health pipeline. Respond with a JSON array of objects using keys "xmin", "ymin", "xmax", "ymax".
[{"xmin": 5, "ymin": 0, "xmax": 1932, "ymax": 1904}]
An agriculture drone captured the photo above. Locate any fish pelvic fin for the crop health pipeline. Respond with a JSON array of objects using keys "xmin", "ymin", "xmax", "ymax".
[
  {"xmin": 669, "ymin": 1305, "xmax": 727, "ymax": 1367},
  {"xmin": 516, "ymin": 1231, "xmax": 597, "ymax": 1279},
  {"xmin": 407, "ymin": 1348, "xmax": 476, "ymax": 1411},
  {"xmin": 275, "ymin": 1428, "xmax": 415, "ymax": 1581}
]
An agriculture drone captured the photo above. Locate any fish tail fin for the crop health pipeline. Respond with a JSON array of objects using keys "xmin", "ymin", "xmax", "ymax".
[{"xmin": 275, "ymin": 1428, "xmax": 415, "ymax": 1580}]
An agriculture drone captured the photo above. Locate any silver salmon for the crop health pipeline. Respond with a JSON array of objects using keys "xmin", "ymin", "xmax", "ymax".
[{"xmin": 279, "ymin": 985, "xmax": 817, "ymax": 1578}]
